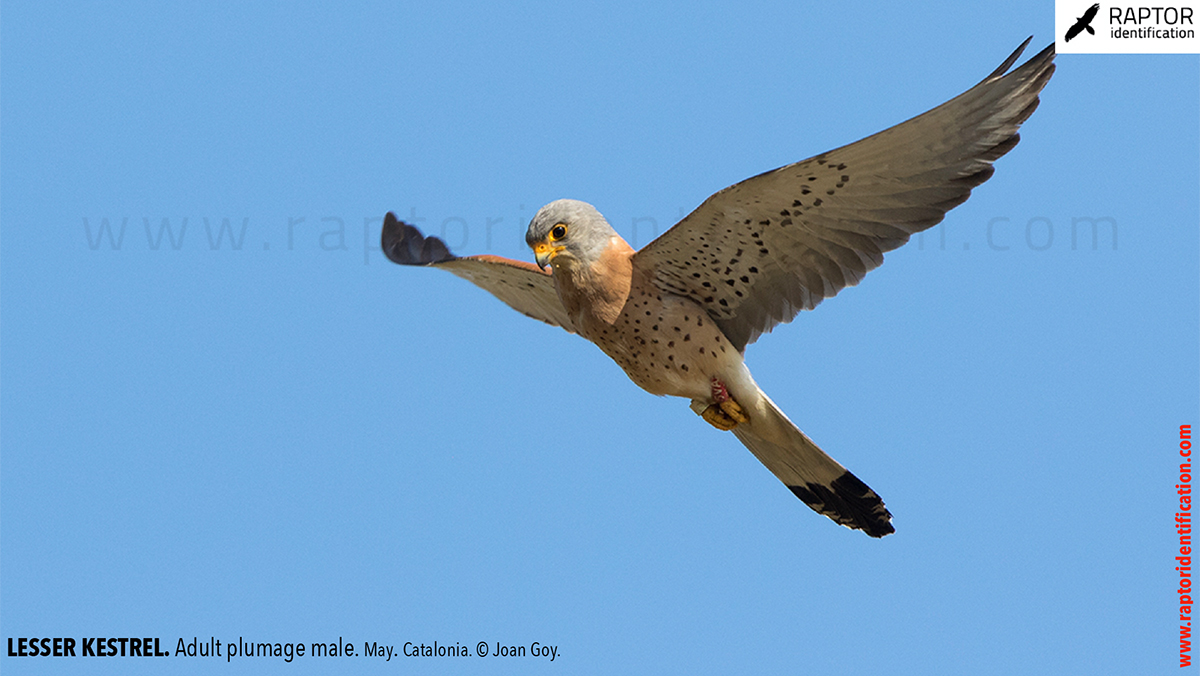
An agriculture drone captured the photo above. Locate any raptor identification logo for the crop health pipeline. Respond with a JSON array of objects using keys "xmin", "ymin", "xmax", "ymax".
[{"xmin": 1056, "ymin": 1, "xmax": 1200, "ymax": 52}]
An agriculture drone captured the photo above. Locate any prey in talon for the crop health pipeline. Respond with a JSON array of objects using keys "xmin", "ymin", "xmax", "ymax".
[{"xmin": 702, "ymin": 377, "xmax": 750, "ymax": 431}]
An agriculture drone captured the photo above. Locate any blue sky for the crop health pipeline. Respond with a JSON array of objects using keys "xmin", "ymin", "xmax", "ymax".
[{"xmin": 2, "ymin": 1, "xmax": 1197, "ymax": 674}]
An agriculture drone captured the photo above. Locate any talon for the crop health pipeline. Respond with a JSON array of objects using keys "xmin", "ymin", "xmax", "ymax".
[
  {"xmin": 719, "ymin": 399, "xmax": 750, "ymax": 425},
  {"xmin": 701, "ymin": 404, "xmax": 739, "ymax": 431}
]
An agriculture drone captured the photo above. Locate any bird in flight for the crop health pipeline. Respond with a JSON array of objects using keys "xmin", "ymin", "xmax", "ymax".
[
  {"xmin": 382, "ymin": 39, "xmax": 1055, "ymax": 537},
  {"xmin": 1065, "ymin": 4, "xmax": 1100, "ymax": 42}
]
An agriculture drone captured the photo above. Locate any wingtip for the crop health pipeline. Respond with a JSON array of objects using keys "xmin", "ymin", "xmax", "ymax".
[
  {"xmin": 983, "ymin": 36, "xmax": 1033, "ymax": 82},
  {"xmin": 381, "ymin": 211, "xmax": 456, "ymax": 265}
]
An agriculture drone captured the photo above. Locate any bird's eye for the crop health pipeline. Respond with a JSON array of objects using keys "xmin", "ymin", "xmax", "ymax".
[{"xmin": 550, "ymin": 224, "xmax": 567, "ymax": 240}]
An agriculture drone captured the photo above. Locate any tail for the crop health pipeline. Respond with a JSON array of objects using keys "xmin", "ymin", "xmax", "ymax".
[{"xmin": 697, "ymin": 390, "xmax": 894, "ymax": 537}]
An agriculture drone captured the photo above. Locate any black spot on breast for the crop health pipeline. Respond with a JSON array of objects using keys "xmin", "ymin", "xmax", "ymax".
[{"xmin": 813, "ymin": 198, "xmax": 823, "ymax": 207}]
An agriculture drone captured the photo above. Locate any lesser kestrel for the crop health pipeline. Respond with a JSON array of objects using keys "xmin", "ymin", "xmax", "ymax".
[{"xmin": 382, "ymin": 40, "xmax": 1055, "ymax": 537}]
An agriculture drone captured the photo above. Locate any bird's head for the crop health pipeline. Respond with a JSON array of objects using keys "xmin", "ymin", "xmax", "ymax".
[{"xmin": 526, "ymin": 199, "xmax": 616, "ymax": 271}]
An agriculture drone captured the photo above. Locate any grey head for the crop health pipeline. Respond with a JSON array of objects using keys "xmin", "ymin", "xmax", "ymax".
[{"xmin": 526, "ymin": 199, "xmax": 618, "ymax": 271}]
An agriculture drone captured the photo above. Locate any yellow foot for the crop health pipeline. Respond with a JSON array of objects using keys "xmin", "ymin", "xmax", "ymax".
[
  {"xmin": 701, "ymin": 404, "xmax": 739, "ymax": 431},
  {"xmin": 719, "ymin": 399, "xmax": 750, "ymax": 425}
]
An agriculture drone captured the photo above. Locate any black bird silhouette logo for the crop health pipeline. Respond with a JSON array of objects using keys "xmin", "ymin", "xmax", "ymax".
[{"xmin": 1066, "ymin": 3, "xmax": 1100, "ymax": 41}]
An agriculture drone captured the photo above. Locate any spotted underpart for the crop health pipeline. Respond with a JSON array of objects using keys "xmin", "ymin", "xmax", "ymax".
[
  {"xmin": 634, "ymin": 40, "xmax": 1055, "ymax": 352},
  {"xmin": 574, "ymin": 264, "xmax": 737, "ymax": 399},
  {"xmin": 789, "ymin": 471, "xmax": 894, "ymax": 538}
]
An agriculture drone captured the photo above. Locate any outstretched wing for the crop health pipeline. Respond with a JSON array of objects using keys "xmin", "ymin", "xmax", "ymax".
[
  {"xmin": 632, "ymin": 39, "xmax": 1055, "ymax": 352},
  {"xmin": 381, "ymin": 212, "xmax": 575, "ymax": 332}
]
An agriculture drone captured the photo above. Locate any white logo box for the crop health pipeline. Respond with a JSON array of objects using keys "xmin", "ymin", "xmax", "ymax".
[{"xmin": 1056, "ymin": 1, "xmax": 1200, "ymax": 53}]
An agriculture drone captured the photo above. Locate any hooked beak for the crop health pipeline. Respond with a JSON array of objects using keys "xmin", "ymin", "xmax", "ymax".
[{"xmin": 533, "ymin": 242, "xmax": 564, "ymax": 270}]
